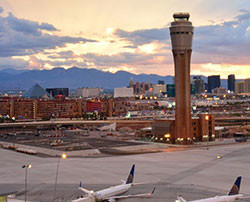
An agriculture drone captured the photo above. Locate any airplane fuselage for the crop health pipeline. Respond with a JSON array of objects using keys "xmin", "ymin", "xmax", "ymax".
[
  {"xmin": 94, "ymin": 183, "xmax": 132, "ymax": 201},
  {"xmin": 190, "ymin": 194, "xmax": 243, "ymax": 202}
]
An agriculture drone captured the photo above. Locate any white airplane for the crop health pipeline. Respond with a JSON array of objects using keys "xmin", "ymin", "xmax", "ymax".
[
  {"xmin": 72, "ymin": 164, "xmax": 154, "ymax": 202},
  {"xmin": 177, "ymin": 176, "xmax": 243, "ymax": 202},
  {"xmin": 99, "ymin": 123, "xmax": 116, "ymax": 131}
]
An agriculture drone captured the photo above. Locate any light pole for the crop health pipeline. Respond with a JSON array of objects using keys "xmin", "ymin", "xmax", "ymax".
[
  {"xmin": 22, "ymin": 164, "xmax": 32, "ymax": 202},
  {"xmin": 53, "ymin": 153, "xmax": 67, "ymax": 202}
]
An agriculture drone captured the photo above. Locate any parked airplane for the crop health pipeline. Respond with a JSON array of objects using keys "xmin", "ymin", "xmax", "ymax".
[
  {"xmin": 99, "ymin": 123, "xmax": 116, "ymax": 131},
  {"xmin": 177, "ymin": 176, "xmax": 243, "ymax": 202},
  {"xmin": 72, "ymin": 164, "xmax": 154, "ymax": 202}
]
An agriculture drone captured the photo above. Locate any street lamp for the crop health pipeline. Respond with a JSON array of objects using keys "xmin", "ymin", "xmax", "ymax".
[
  {"xmin": 53, "ymin": 153, "xmax": 67, "ymax": 201},
  {"xmin": 22, "ymin": 164, "xmax": 32, "ymax": 202}
]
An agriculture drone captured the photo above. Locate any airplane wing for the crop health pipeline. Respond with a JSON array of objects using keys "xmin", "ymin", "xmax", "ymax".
[
  {"xmin": 78, "ymin": 187, "xmax": 93, "ymax": 195},
  {"xmin": 177, "ymin": 196, "xmax": 187, "ymax": 202},
  {"xmin": 78, "ymin": 182, "xmax": 94, "ymax": 195},
  {"xmin": 120, "ymin": 179, "xmax": 146, "ymax": 185},
  {"xmin": 107, "ymin": 188, "xmax": 155, "ymax": 201},
  {"xmin": 236, "ymin": 194, "xmax": 247, "ymax": 199},
  {"xmin": 132, "ymin": 182, "xmax": 148, "ymax": 186}
]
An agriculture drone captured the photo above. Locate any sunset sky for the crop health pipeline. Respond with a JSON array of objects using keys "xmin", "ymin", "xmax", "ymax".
[{"xmin": 0, "ymin": 0, "xmax": 250, "ymax": 78}]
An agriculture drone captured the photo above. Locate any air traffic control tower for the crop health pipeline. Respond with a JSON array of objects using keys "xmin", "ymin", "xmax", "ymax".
[{"xmin": 169, "ymin": 13, "xmax": 194, "ymax": 144}]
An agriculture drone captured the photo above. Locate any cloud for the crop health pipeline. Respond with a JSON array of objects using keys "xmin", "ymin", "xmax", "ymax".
[
  {"xmin": 82, "ymin": 52, "xmax": 170, "ymax": 67},
  {"xmin": 0, "ymin": 57, "xmax": 29, "ymax": 69},
  {"xmin": 114, "ymin": 27, "xmax": 169, "ymax": 46},
  {"xmin": 192, "ymin": 10, "xmax": 250, "ymax": 64},
  {"xmin": 79, "ymin": 51, "xmax": 173, "ymax": 75},
  {"xmin": 47, "ymin": 51, "xmax": 76, "ymax": 59},
  {"xmin": 46, "ymin": 59, "xmax": 87, "ymax": 68},
  {"xmin": 0, "ymin": 7, "xmax": 3, "ymax": 13},
  {"xmin": 113, "ymin": 10, "xmax": 250, "ymax": 66},
  {"xmin": 5, "ymin": 13, "xmax": 58, "ymax": 35},
  {"xmin": 0, "ymin": 8, "xmax": 97, "ymax": 57},
  {"xmin": 0, "ymin": 6, "xmax": 249, "ymax": 78},
  {"xmin": 23, "ymin": 54, "xmax": 88, "ymax": 69},
  {"xmin": 237, "ymin": 9, "xmax": 250, "ymax": 21},
  {"xmin": 28, "ymin": 55, "xmax": 44, "ymax": 69}
]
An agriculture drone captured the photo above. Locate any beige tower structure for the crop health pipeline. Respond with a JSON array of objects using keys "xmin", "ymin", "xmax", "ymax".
[{"xmin": 169, "ymin": 13, "xmax": 194, "ymax": 144}]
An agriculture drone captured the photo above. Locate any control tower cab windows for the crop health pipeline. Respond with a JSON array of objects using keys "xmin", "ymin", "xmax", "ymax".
[{"xmin": 170, "ymin": 32, "xmax": 193, "ymax": 35}]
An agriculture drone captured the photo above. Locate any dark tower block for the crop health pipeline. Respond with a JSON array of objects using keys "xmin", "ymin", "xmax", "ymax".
[
  {"xmin": 228, "ymin": 74, "xmax": 235, "ymax": 92},
  {"xmin": 169, "ymin": 13, "xmax": 194, "ymax": 144}
]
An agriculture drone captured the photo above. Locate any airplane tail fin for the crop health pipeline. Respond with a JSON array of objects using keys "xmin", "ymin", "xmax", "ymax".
[
  {"xmin": 151, "ymin": 187, "xmax": 156, "ymax": 195},
  {"xmin": 126, "ymin": 164, "xmax": 135, "ymax": 184},
  {"xmin": 177, "ymin": 195, "xmax": 187, "ymax": 202},
  {"xmin": 228, "ymin": 176, "xmax": 242, "ymax": 195}
]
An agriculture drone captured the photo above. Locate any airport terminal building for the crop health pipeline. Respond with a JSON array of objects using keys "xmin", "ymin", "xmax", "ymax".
[{"xmin": 152, "ymin": 114, "xmax": 215, "ymax": 144}]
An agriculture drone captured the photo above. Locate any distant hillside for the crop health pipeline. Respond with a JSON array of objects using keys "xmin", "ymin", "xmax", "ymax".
[
  {"xmin": 0, "ymin": 67, "xmax": 228, "ymax": 90},
  {"xmin": 1, "ymin": 68, "xmax": 28, "ymax": 75}
]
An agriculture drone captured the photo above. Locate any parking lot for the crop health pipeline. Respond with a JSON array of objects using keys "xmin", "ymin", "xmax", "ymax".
[{"xmin": 0, "ymin": 127, "xmax": 145, "ymax": 152}]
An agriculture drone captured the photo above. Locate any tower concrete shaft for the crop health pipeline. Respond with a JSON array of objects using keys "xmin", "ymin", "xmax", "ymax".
[{"xmin": 169, "ymin": 13, "xmax": 194, "ymax": 144}]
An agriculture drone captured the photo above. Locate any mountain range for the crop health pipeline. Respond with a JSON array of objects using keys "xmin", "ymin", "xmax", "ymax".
[{"xmin": 0, "ymin": 67, "xmax": 228, "ymax": 91}]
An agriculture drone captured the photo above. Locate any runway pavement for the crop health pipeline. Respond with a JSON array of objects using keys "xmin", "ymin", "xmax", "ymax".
[{"xmin": 1, "ymin": 142, "xmax": 250, "ymax": 201}]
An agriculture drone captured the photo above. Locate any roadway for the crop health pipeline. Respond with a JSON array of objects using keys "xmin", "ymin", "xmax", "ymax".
[
  {"xmin": 0, "ymin": 119, "xmax": 153, "ymax": 128},
  {"xmin": 0, "ymin": 116, "xmax": 249, "ymax": 128},
  {"xmin": 1, "ymin": 142, "xmax": 250, "ymax": 201}
]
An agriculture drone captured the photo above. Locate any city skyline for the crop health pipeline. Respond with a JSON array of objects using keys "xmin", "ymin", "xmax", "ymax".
[{"xmin": 0, "ymin": 0, "xmax": 250, "ymax": 78}]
